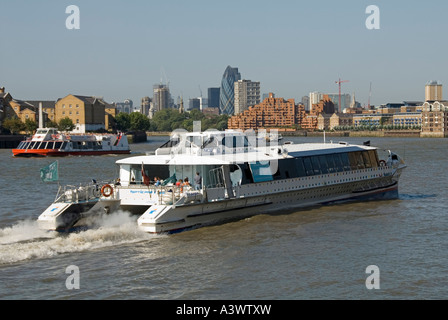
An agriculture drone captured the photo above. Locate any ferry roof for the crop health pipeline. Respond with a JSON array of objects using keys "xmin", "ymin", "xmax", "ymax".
[{"xmin": 117, "ymin": 142, "xmax": 376, "ymax": 166}]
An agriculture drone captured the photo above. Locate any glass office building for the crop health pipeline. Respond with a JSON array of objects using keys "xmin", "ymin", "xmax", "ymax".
[{"xmin": 219, "ymin": 66, "xmax": 241, "ymax": 115}]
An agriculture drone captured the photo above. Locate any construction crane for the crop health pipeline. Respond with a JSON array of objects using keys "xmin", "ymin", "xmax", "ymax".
[{"xmin": 335, "ymin": 78, "xmax": 349, "ymax": 112}]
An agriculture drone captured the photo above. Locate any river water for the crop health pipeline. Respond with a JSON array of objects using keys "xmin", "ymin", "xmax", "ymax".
[{"xmin": 0, "ymin": 136, "xmax": 447, "ymax": 300}]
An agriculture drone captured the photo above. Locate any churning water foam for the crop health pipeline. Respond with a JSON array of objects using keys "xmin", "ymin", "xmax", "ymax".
[{"xmin": 0, "ymin": 211, "xmax": 156, "ymax": 265}]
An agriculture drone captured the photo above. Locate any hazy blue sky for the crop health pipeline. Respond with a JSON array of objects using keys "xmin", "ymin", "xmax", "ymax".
[{"xmin": 1, "ymin": 0, "xmax": 447, "ymax": 107}]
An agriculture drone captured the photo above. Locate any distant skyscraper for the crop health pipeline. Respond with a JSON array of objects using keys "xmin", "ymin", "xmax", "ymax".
[
  {"xmin": 219, "ymin": 66, "xmax": 241, "ymax": 115},
  {"xmin": 115, "ymin": 99, "xmax": 133, "ymax": 114},
  {"xmin": 262, "ymin": 93, "xmax": 274, "ymax": 101},
  {"xmin": 208, "ymin": 87, "xmax": 220, "ymax": 109},
  {"xmin": 425, "ymin": 80, "xmax": 443, "ymax": 101},
  {"xmin": 141, "ymin": 96, "xmax": 151, "ymax": 115},
  {"xmin": 309, "ymin": 92, "xmax": 324, "ymax": 106},
  {"xmin": 234, "ymin": 80, "xmax": 260, "ymax": 115},
  {"xmin": 310, "ymin": 92, "xmax": 350, "ymax": 113},
  {"xmin": 301, "ymin": 96, "xmax": 310, "ymax": 111},
  {"xmin": 188, "ymin": 98, "xmax": 201, "ymax": 111},
  {"xmin": 326, "ymin": 93, "xmax": 351, "ymax": 112},
  {"xmin": 153, "ymin": 84, "xmax": 172, "ymax": 111}
]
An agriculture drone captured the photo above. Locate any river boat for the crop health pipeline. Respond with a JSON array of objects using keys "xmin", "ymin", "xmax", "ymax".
[
  {"xmin": 12, "ymin": 128, "xmax": 130, "ymax": 157},
  {"xmin": 37, "ymin": 129, "xmax": 406, "ymax": 234}
]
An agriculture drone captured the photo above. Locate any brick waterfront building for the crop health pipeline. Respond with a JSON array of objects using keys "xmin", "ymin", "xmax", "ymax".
[
  {"xmin": 301, "ymin": 94, "xmax": 335, "ymax": 131},
  {"xmin": 228, "ymin": 93, "xmax": 305, "ymax": 131}
]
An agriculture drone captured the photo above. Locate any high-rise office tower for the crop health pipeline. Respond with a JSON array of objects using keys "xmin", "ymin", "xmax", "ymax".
[
  {"xmin": 425, "ymin": 80, "xmax": 443, "ymax": 101},
  {"xmin": 153, "ymin": 84, "xmax": 172, "ymax": 111},
  {"xmin": 208, "ymin": 87, "xmax": 220, "ymax": 109},
  {"xmin": 219, "ymin": 66, "xmax": 241, "ymax": 115},
  {"xmin": 234, "ymin": 80, "xmax": 261, "ymax": 115}
]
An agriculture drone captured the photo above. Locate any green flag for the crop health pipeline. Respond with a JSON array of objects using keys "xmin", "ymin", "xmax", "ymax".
[
  {"xmin": 162, "ymin": 173, "xmax": 176, "ymax": 186},
  {"xmin": 40, "ymin": 161, "xmax": 59, "ymax": 182}
]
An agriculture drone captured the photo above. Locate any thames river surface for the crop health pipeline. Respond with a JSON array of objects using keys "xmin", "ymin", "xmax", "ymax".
[{"xmin": 0, "ymin": 135, "xmax": 447, "ymax": 300}]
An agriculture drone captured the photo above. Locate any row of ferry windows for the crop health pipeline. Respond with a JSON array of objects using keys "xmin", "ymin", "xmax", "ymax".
[
  {"xmin": 17, "ymin": 141, "xmax": 104, "ymax": 150},
  {"xmin": 18, "ymin": 141, "xmax": 67, "ymax": 150},
  {"xmin": 273, "ymin": 150, "xmax": 380, "ymax": 180}
]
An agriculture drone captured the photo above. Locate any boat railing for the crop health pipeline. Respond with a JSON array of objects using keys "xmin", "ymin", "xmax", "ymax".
[
  {"xmin": 115, "ymin": 184, "xmax": 205, "ymax": 205},
  {"xmin": 55, "ymin": 181, "xmax": 105, "ymax": 203}
]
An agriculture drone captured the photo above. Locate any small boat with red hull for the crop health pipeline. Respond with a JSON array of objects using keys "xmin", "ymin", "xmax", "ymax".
[{"xmin": 12, "ymin": 128, "xmax": 131, "ymax": 157}]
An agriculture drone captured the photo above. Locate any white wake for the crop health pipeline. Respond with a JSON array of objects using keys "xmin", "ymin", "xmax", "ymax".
[{"xmin": 0, "ymin": 211, "xmax": 157, "ymax": 265}]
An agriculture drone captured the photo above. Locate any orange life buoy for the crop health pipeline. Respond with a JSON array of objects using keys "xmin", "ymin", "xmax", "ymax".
[{"xmin": 101, "ymin": 184, "xmax": 113, "ymax": 197}]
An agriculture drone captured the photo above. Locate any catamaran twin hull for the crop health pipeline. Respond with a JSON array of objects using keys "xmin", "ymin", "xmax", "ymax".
[
  {"xmin": 38, "ymin": 165, "xmax": 403, "ymax": 234},
  {"xmin": 137, "ymin": 167, "xmax": 401, "ymax": 233}
]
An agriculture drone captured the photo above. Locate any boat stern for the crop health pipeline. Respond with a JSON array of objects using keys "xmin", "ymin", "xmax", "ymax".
[{"xmin": 137, "ymin": 205, "xmax": 189, "ymax": 234}]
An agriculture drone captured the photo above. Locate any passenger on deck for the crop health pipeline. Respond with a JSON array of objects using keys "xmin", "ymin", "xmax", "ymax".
[
  {"xmin": 194, "ymin": 172, "xmax": 202, "ymax": 190},
  {"xmin": 176, "ymin": 179, "xmax": 183, "ymax": 187},
  {"xmin": 183, "ymin": 177, "xmax": 191, "ymax": 187},
  {"xmin": 154, "ymin": 177, "xmax": 161, "ymax": 187}
]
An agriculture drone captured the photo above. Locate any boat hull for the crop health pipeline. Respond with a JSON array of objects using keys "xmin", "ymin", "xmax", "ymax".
[
  {"xmin": 12, "ymin": 148, "xmax": 131, "ymax": 157},
  {"xmin": 137, "ymin": 178, "xmax": 401, "ymax": 234}
]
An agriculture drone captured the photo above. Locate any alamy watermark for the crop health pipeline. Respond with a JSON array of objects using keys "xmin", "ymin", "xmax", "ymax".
[
  {"xmin": 365, "ymin": 5, "xmax": 380, "ymax": 30},
  {"xmin": 65, "ymin": 265, "xmax": 80, "ymax": 290},
  {"xmin": 66, "ymin": 5, "xmax": 80, "ymax": 30},
  {"xmin": 365, "ymin": 265, "xmax": 380, "ymax": 290},
  {"xmin": 63, "ymin": 5, "xmax": 379, "ymax": 31}
]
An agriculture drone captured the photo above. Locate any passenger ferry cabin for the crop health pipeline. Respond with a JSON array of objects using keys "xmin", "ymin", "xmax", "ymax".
[
  {"xmin": 37, "ymin": 130, "xmax": 406, "ymax": 233},
  {"xmin": 12, "ymin": 128, "xmax": 130, "ymax": 157}
]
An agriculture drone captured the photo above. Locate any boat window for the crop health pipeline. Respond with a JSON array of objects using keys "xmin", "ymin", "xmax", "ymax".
[
  {"xmin": 23, "ymin": 142, "xmax": 30, "ymax": 149},
  {"xmin": 60, "ymin": 142, "xmax": 67, "ymax": 150},
  {"xmin": 340, "ymin": 153, "xmax": 351, "ymax": 171},
  {"xmin": 140, "ymin": 165, "xmax": 170, "ymax": 184},
  {"xmin": 368, "ymin": 150, "xmax": 379, "ymax": 167},
  {"xmin": 303, "ymin": 157, "xmax": 314, "ymax": 176},
  {"xmin": 326, "ymin": 154, "xmax": 336, "ymax": 173},
  {"xmin": 295, "ymin": 158, "xmax": 307, "ymax": 177},
  {"xmin": 238, "ymin": 163, "xmax": 254, "ymax": 185},
  {"xmin": 249, "ymin": 161, "xmax": 274, "ymax": 182},
  {"xmin": 318, "ymin": 155, "xmax": 329, "ymax": 174},
  {"xmin": 17, "ymin": 142, "xmax": 24, "ymax": 149},
  {"xmin": 362, "ymin": 151, "xmax": 372, "ymax": 168},
  {"xmin": 354, "ymin": 151, "xmax": 365, "ymax": 169},
  {"xmin": 348, "ymin": 152, "xmax": 358, "ymax": 170},
  {"xmin": 283, "ymin": 158, "xmax": 299, "ymax": 179},
  {"xmin": 332, "ymin": 153, "xmax": 344, "ymax": 172},
  {"xmin": 30, "ymin": 141, "xmax": 37, "ymax": 149},
  {"xmin": 222, "ymin": 136, "xmax": 249, "ymax": 148},
  {"xmin": 311, "ymin": 157, "xmax": 321, "ymax": 175},
  {"xmin": 39, "ymin": 142, "xmax": 48, "ymax": 149},
  {"xmin": 229, "ymin": 165, "xmax": 243, "ymax": 186},
  {"xmin": 208, "ymin": 167, "xmax": 225, "ymax": 188}
]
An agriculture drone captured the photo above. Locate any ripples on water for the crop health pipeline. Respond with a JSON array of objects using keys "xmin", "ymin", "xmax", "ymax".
[{"xmin": 1, "ymin": 136, "xmax": 448, "ymax": 299}]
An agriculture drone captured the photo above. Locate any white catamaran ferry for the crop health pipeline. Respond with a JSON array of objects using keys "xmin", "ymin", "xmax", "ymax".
[{"xmin": 37, "ymin": 129, "xmax": 406, "ymax": 234}]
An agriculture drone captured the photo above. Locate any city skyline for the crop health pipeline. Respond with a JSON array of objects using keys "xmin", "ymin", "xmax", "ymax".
[{"xmin": 1, "ymin": 1, "xmax": 448, "ymax": 109}]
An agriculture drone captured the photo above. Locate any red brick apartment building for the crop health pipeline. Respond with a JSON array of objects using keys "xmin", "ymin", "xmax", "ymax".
[{"xmin": 228, "ymin": 93, "xmax": 306, "ymax": 131}]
